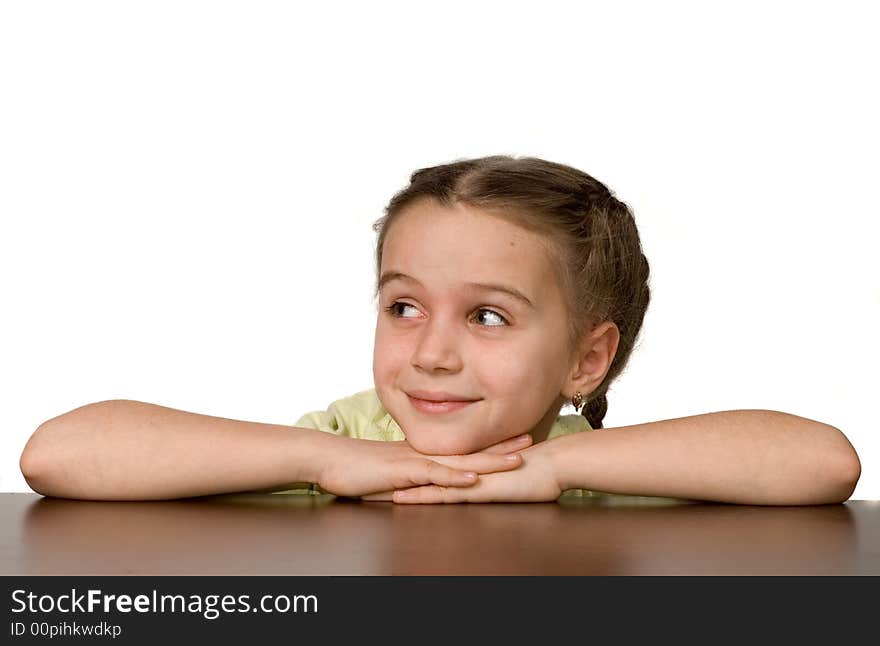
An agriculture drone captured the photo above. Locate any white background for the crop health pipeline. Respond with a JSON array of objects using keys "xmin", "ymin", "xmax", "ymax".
[{"xmin": 1, "ymin": 1, "xmax": 877, "ymax": 499}]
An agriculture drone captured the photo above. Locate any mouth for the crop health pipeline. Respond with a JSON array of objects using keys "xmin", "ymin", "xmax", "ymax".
[{"xmin": 406, "ymin": 393, "xmax": 480, "ymax": 415}]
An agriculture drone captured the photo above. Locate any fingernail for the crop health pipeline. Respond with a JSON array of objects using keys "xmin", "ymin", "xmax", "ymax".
[
  {"xmin": 505, "ymin": 454, "xmax": 521, "ymax": 462},
  {"xmin": 464, "ymin": 472, "xmax": 478, "ymax": 480}
]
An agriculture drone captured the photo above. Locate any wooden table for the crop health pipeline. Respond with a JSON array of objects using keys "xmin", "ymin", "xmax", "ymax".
[{"xmin": 2, "ymin": 492, "xmax": 878, "ymax": 575}]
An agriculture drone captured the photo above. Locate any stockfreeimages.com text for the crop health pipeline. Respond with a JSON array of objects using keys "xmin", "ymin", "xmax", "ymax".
[{"xmin": 11, "ymin": 588, "xmax": 317, "ymax": 620}]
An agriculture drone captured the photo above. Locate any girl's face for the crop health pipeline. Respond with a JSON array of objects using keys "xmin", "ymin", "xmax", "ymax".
[{"xmin": 372, "ymin": 198, "xmax": 576, "ymax": 455}]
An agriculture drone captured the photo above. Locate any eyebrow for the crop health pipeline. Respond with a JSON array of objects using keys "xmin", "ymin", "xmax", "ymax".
[{"xmin": 378, "ymin": 271, "xmax": 535, "ymax": 309}]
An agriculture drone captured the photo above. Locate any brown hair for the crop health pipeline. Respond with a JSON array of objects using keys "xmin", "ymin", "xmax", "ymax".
[{"xmin": 371, "ymin": 155, "xmax": 651, "ymax": 430}]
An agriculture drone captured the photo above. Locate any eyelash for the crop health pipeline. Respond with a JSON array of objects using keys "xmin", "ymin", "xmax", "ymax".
[{"xmin": 383, "ymin": 301, "xmax": 510, "ymax": 327}]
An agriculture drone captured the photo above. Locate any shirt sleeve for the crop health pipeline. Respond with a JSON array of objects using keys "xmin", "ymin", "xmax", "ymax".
[
  {"xmin": 267, "ymin": 396, "xmax": 359, "ymax": 497},
  {"xmin": 294, "ymin": 406, "xmax": 346, "ymax": 436},
  {"xmin": 293, "ymin": 389, "xmax": 381, "ymax": 438}
]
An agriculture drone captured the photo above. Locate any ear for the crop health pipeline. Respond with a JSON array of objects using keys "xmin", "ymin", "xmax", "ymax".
[{"xmin": 564, "ymin": 321, "xmax": 620, "ymax": 398}]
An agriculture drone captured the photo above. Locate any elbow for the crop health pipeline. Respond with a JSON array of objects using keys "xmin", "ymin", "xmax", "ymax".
[
  {"xmin": 835, "ymin": 446, "xmax": 861, "ymax": 503},
  {"xmin": 21, "ymin": 399, "xmax": 136, "ymax": 499},
  {"xmin": 20, "ymin": 399, "xmax": 118, "ymax": 496},
  {"xmin": 824, "ymin": 431, "xmax": 861, "ymax": 504},
  {"xmin": 20, "ymin": 424, "xmax": 55, "ymax": 496}
]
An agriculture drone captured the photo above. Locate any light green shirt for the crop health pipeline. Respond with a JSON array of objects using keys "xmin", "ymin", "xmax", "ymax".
[{"xmin": 272, "ymin": 388, "xmax": 605, "ymax": 499}]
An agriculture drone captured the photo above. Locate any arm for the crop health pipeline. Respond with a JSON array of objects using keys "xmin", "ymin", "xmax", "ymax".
[
  {"xmin": 19, "ymin": 399, "xmax": 529, "ymax": 501},
  {"xmin": 19, "ymin": 399, "xmax": 329, "ymax": 500},
  {"xmin": 385, "ymin": 409, "xmax": 861, "ymax": 505},
  {"xmin": 553, "ymin": 409, "xmax": 861, "ymax": 505}
]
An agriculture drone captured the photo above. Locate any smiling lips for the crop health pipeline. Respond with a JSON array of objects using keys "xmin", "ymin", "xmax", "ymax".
[
  {"xmin": 406, "ymin": 390, "xmax": 478, "ymax": 402},
  {"xmin": 406, "ymin": 391, "xmax": 480, "ymax": 415}
]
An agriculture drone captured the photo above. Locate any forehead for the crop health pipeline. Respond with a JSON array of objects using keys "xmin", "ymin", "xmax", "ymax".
[{"xmin": 381, "ymin": 200, "xmax": 558, "ymax": 304}]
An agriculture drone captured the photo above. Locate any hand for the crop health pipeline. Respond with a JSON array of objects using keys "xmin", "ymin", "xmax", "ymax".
[
  {"xmin": 364, "ymin": 439, "xmax": 564, "ymax": 503},
  {"xmin": 316, "ymin": 432, "xmax": 533, "ymax": 498}
]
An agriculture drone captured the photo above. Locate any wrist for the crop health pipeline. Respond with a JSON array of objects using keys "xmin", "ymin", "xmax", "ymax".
[
  {"xmin": 285, "ymin": 427, "xmax": 335, "ymax": 485},
  {"xmin": 547, "ymin": 431, "xmax": 594, "ymax": 492}
]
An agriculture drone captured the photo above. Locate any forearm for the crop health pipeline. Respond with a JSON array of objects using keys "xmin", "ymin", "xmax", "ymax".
[
  {"xmin": 553, "ymin": 409, "xmax": 861, "ymax": 505},
  {"xmin": 20, "ymin": 400, "xmax": 327, "ymax": 501}
]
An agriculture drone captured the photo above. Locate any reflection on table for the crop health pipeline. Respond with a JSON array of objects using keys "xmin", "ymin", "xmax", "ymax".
[{"xmin": 1, "ymin": 493, "xmax": 875, "ymax": 575}]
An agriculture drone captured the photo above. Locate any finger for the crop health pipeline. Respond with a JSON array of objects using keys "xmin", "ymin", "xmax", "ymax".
[
  {"xmin": 393, "ymin": 485, "xmax": 466, "ymax": 504},
  {"xmin": 394, "ymin": 459, "xmax": 479, "ymax": 489},
  {"xmin": 479, "ymin": 433, "xmax": 533, "ymax": 454},
  {"xmin": 361, "ymin": 491, "xmax": 394, "ymax": 501},
  {"xmin": 437, "ymin": 451, "xmax": 524, "ymax": 475}
]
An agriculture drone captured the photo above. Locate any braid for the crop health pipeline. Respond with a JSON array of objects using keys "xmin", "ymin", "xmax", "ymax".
[{"xmin": 583, "ymin": 393, "xmax": 608, "ymax": 430}]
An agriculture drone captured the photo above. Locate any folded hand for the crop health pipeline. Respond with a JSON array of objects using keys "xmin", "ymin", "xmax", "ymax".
[
  {"xmin": 361, "ymin": 439, "xmax": 563, "ymax": 503},
  {"xmin": 318, "ymin": 432, "xmax": 533, "ymax": 498}
]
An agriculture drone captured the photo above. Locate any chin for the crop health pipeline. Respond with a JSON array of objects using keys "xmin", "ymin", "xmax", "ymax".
[{"xmin": 404, "ymin": 432, "xmax": 476, "ymax": 456}]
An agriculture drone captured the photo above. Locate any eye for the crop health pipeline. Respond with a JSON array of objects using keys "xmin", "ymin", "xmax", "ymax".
[
  {"xmin": 473, "ymin": 308, "xmax": 508, "ymax": 327},
  {"xmin": 384, "ymin": 302, "xmax": 420, "ymax": 319},
  {"xmin": 384, "ymin": 301, "xmax": 509, "ymax": 327}
]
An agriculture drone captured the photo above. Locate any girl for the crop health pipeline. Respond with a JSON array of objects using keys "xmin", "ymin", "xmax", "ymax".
[{"xmin": 19, "ymin": 156, "xmax": 861, "ymax": 505}]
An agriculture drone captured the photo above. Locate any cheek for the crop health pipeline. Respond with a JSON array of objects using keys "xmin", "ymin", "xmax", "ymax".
[
  {"xmin": 490, "ymin": 351, "xmax": 530, "ymax": 386},
  {"xmin": 372, "ymin": 327, "xmax": 406, "ymax": 379},
  {"xmin": 479, "ymin": 339, "xmax": 558, "ymax": 391}
]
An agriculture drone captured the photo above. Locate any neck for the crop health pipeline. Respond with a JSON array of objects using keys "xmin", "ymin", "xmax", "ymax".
[{"xmin": 529, "ymin": 397, "xmax": 565, "ymax": 444}]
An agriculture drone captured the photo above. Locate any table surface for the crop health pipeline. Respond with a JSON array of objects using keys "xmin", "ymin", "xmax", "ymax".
[{"xmin": 2, "ymin": 492, "xmax": 878, "ymax": 575}]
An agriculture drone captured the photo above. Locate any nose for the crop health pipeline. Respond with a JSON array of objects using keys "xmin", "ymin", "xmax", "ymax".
[{"xmin": 410, "ymin": 314, "xmax": 464, "ymax": 373}]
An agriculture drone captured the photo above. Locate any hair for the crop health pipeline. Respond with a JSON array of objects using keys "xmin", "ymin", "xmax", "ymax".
[{"xmin": 371, "ymin": 155, "xmax": 651, "ymax": 430}]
